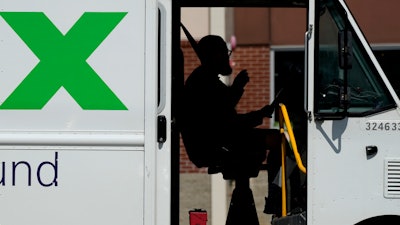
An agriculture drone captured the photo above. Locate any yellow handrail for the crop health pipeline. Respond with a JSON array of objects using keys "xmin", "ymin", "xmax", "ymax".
[
  {"xmin": 278, "ymin": 111, "xmax": 287, "ymax": 216},
  {"xmin": 279, "ymin": 103, "xmax": 307, "ymax": 174},
  {"xmin": 278, "ymin": 103, "xmax": 307, "ymax": 217}
]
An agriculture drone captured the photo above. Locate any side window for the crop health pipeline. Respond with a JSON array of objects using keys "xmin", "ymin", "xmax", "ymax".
[{"xmin": 316, "ymin": 1, "xmax": 395, "ymax": 117}]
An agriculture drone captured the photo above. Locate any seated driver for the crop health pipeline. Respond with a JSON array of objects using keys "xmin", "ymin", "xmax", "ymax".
[{"xmin": 180, "ymin": 35, "xmax": 282, "ymax": 215}]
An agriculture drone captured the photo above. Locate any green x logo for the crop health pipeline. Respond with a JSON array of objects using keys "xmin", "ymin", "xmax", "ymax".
[{"xmin": 0, "ymin": 12, "xmax": 128, "ymax": 110}]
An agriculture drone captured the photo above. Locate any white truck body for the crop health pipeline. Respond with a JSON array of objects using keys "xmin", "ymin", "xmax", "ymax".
[
  {"xmin": 0, "ymin": 1, "xmax": 171, "ymax": 225},
  {"xmin": 1, "ymin": 0, "xmax": 400, "ymax": 225},
  {"xmin": 306, "ymin": 1, "xmax": 400, "ymax": 224}
]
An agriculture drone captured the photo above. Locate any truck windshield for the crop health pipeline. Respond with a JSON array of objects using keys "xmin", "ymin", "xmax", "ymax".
[{"xmin": 315, "ymin": 0, "xmax": 395, "ymax": 117}]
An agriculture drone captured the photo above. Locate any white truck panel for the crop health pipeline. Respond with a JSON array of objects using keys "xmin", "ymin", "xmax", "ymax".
[
  {"xmin": 0, "ymin": 150, "xmax": 144, "ymax": 225},
  {"xmin": 0, "ymin": 1, "xmax": 157, "ymax": 225}
]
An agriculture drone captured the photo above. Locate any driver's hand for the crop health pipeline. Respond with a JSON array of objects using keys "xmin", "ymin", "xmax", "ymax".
[{"xmin": 260, "ymin": 104, "xmax": 274, "ymax": 118}]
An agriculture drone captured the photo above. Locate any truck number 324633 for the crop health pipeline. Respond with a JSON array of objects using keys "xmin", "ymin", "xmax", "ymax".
[{"xmin": 365, "ymin": 121, "xmax": 400, "ymax": 131}]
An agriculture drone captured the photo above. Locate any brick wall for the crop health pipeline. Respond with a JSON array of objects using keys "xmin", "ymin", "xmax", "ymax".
[
  {"xmin": 180, "ymin": 41, "xmax": 272, "ymax": 173},
  {"xmin": 232, "ymin": 45, "xmax": 272, "ymax": 129}
]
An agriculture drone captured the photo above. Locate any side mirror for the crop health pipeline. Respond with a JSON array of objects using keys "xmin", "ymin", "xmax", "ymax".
[{"xmin": 338, "ymin": 30, "xmax": 353, "ymax": 69}]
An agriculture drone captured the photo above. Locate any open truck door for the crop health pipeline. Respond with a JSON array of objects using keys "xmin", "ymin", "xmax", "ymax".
[
  {"xmin": 176, "ymin": 0, "xmax": 400, "ymax": 224},
  {"xmin": 306, "ymin": 1, "xmax": 400, "ymax": 224}
]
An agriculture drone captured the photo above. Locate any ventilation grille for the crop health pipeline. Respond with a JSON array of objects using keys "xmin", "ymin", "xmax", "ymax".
[{"xmin": 385, "ymin": 158, "xmax": 400, "ymax": 198}]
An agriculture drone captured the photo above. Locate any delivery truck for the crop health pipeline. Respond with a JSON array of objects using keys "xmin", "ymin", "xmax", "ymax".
[{"xmin": 1, "ymin": 0, "xmax": 399, "ymax": 224}]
